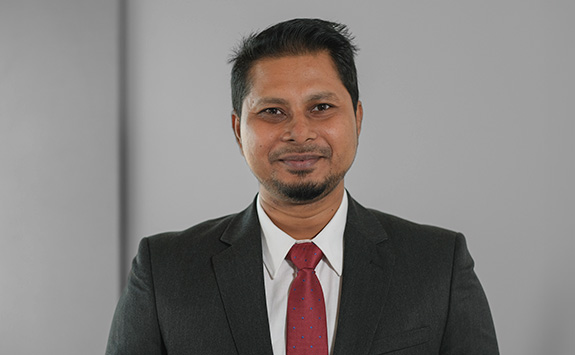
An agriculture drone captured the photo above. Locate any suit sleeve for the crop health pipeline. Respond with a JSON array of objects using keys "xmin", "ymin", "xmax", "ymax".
[
  {"xmin": 439, "ymin": 233, "xmax": 499, "ymax": 354},
  {"xmin": 106, "ymin": 238, "xmax": 167, "ymax": 355}
]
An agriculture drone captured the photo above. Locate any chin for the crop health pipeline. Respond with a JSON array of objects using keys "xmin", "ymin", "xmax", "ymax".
[{"xmin": 266, "ymin": 173, "xmax": 343, "ymax": 203}]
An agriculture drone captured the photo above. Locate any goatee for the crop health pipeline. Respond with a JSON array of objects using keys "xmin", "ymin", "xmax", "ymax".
[{"xmin": 267, "ymin": 172, "xmax": 342, "ymax": 203}]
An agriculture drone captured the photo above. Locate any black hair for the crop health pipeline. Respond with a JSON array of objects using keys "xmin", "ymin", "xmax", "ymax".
[{"xmin": 229, "ymin": 18, "xmax": 359, "ymax": 117}]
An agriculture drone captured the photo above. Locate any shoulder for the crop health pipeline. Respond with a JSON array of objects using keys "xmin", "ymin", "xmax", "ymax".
[
  {"xmin": 348, "ymin": 196, "xmax": 464, "ymax": 260},
  {"xmin": 138, "ymin": 202, "xmax": 253, "ymax": 265},
  {"xmin": 363, "ymin": 209, "xmax": 479, "ymax": 282},
  {"xmin": 352, "ymin": 201, "xmax": 475, "ymax": 286},
  {"xmin": 367, "ymin": 207, "xmax": 460, "ymax": 241},
  {"xmin": 147, "ymin": 213, "xmax": 237, "ymax": 248},
  {"xmin": 129, "ymin": 211, "xmax": 248, "ymax": 284}
]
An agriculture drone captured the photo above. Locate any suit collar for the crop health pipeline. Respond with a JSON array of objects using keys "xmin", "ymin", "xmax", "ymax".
[
  {"xmin": 333, "ymin": 194, "xmax": 396, "ymax": 355},
  {"xmin": 212, "ymin": 200, "xmax": 274, "ymax": 355},
  {"xmin": 345, "ymin": 191, "xmax": 389, "ymax": 245},
  {"xmin": 213, "ymin": 194, "xmax": 395, "ymax": 355}
]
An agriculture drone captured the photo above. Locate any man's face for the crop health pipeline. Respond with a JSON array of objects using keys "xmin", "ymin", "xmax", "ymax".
[{"xmin": 232, "ymin": 51, "xmax": 363, "ymax": 204}]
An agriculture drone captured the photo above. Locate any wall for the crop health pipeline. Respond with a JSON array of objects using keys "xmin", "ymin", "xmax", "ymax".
[
  {"xmin": 0, "ymin": 1, "xmax": 119, "ymax": 353},
  {"xmin": 125, "ymin": 1, "xmax": 574, "ymax": 354},
  {"xmin": 2, "ymin": 0, "xmax": 572, "ymax": 353}
]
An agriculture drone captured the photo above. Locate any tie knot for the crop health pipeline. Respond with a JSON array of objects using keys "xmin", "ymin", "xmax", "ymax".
[{"xmin": 287, "ymin": 242, "xmax": 323, "ymax": 270}]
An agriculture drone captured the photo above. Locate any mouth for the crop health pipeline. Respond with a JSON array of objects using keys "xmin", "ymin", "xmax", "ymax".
[{"xmin": 278, "ymin": 154, "xmax": 322, "ymax": 170}]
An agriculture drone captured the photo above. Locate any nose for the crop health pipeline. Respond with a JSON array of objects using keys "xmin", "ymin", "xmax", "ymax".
[{"xmin": 281, "ymin": 112, "xmax": 317, "ymax": 143}]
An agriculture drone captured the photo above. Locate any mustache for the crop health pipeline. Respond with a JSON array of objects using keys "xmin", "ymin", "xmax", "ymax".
[{"xmin": 269, "ymin": 145, "xmax": 332, "ymax": 161}]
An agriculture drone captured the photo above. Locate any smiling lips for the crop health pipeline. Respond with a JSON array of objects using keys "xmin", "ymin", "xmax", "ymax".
[
  {"xmin": 278, "ymin": 154, "xmax": 323, "ymax": 170},
  {"xmin": 270, "ymin": 145, "xmax": 332, "ymax": 171}
]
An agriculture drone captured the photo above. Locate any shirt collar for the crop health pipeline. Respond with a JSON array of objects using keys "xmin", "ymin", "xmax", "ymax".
[{"xmin": 258, "ymin": 193, "xmax": 347, "ymax": 279}]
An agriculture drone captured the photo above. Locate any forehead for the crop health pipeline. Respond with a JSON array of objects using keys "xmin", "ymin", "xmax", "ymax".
[{"xmin": 245, "ymin": 52, "xmax": 345, "ymax": 98}]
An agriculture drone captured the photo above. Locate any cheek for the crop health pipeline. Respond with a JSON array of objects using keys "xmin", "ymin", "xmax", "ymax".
[
  {"xmin": 325, "ymin": 124, "xmax": 358, "ymax": 149},
  {"xmin": 242, "ymin": 129, "xmax": 272, "ymax": 160}
]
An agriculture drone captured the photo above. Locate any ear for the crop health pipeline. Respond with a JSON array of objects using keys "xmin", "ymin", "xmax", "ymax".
[
  {"xmin": 231, "ymin": 111, "xmax": 243, "ymax": 153},
  {"xmin": 355, "ymin": 100, "xmax": 364, "ymax": 137}
]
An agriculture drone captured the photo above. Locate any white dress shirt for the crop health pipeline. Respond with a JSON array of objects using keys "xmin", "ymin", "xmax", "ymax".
[{"xmin": 257, "ymin": 193, "xmax": 347, "ymax": 355}]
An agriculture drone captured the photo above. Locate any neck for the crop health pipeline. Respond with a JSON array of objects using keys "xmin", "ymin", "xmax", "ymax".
[{"xmin": 259, "ymin": 182, "xmax": 345, "ymax": 240}]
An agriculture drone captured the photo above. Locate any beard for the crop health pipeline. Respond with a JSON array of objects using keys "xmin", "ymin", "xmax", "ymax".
[
  {"xmin": 264, "ymin": 169, "xmax": 345, "ymax": 203},
  {"xmin": 257, "ymin": 144, "xmax": 355, "ymax": 203}
]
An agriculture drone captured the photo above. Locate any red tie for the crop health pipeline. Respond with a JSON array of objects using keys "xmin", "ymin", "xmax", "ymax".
[{"xmin": 286, "ymin": 243, "xmax": 328, "ymax": 354}]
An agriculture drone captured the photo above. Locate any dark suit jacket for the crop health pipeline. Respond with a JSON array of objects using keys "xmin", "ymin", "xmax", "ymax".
[{"xmin": 107, "ymin": 195, "xmax": 498, "ymax": 354}]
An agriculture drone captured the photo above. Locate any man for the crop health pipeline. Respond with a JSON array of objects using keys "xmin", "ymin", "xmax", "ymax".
[{"xmin": 107, "ymin": 18, "xmax": 498, "ymax": 354}]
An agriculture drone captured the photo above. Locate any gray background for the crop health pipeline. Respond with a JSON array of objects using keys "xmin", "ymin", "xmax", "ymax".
[{"xmin": 1, "ymin": 0, "xmax": 573, "ymax": 354}]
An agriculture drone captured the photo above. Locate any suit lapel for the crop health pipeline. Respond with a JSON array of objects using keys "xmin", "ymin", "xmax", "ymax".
[
  {"xmin": 333, "ymin": 196, "xmax": 396, "ymax": 355},
  {"xmin": 212, "ymin": 202, "xmax": 274, "ymax": 355}
]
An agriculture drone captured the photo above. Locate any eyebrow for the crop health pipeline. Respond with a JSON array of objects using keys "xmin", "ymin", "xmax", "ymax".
[
  {"xmin": 253, "ymin": 92, "xmax": 340, "ymax": 107},
  {"xmin": 305, "ymin": 92, "xmax": 339, "ymax": 103},
  {"xmin": 253, "ymin": 97, "xmax": 290, "ymax": 107}
]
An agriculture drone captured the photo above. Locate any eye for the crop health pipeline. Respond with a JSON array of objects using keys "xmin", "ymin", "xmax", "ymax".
[
  {"xmin": 261, "ymin": 107, "xmax": 284, "ymax": 115},
  {"xmin": 257, "ymin": 107, "xmax": 287, "ymax": 122},
  {"xmin": 312, "ymin": 103, "xmax": 332, "ymax": 112}
]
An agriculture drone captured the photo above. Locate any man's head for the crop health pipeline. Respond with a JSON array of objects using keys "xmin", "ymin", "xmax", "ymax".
[
  {"xmin": 230, "ymin": 19, "xmax": 363, "ymax": 205},
  {"xmin": 230, "ymin": 18, "xmax": 359, "ymax": 118}
]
